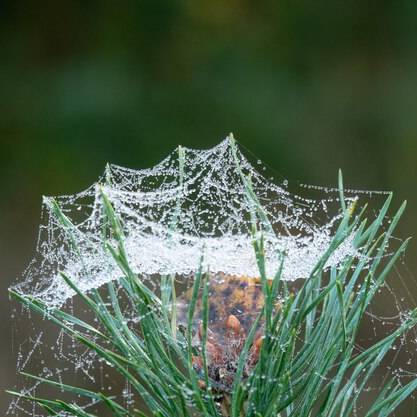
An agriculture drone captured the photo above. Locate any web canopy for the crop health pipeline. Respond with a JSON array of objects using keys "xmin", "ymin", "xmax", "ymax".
[{"xmin": 13, "ymin": 136, "xmax": 362, "ymax": 308}]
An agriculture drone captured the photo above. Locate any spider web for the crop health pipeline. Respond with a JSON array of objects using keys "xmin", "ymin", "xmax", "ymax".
[
  {"xmin": 8, "ymin": 135, "xmax": 417, "ymax": 416},
  {"xmin": 12, "ymin": 135, "xmax": 363, "ymax": 308}
]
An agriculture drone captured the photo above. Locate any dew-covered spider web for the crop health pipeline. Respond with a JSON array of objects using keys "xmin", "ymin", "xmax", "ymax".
[
  {"xmin": 8, "ymin": 135, "xmax": 417, "ymax": 416},
  {"xmin": 13, "ymin": 135, "xmax": 366, "ymax": 308}
]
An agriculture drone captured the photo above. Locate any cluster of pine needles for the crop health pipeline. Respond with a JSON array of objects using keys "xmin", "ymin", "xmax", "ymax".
[{"xmin": 8, "ymin": 173, "xmax": 417, "ymax": 417}]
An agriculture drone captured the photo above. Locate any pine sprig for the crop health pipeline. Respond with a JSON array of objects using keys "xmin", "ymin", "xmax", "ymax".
[{"xmin": 8, "ymin": 174, "xmax": 417, "ymax": 417}]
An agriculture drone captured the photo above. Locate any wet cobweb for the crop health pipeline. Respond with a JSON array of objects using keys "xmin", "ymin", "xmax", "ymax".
[{"xmin": 8, "ymin": 135, "xmax": 417, "ymax": 416}]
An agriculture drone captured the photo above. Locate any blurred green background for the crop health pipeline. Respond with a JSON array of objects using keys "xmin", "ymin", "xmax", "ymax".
[{"xmin": 2, "ymin": 1, "xmax": 417, "ymax": 415}]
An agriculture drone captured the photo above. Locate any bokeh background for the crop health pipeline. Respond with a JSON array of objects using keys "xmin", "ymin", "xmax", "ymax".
[{"xmin": 2, "ymin": 1, "xmax": 417, "ymax": 415}]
